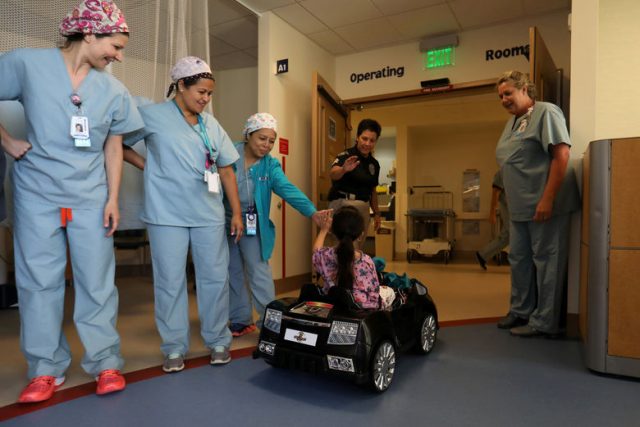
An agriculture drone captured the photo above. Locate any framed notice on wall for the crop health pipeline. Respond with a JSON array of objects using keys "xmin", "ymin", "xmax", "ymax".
[{"xmin": 328, "ymin": 117, "xmax": 336, "ymax": 141}]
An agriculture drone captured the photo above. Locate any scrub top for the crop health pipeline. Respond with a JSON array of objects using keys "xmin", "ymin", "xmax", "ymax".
[
  {"xmin": 224, "ymin": 142, "xmax": 317, "ymax": 261},
  {"xmin": 0, "ymin": 48, "xmax": 144, "ymax": 208},
  {"xmin": 125, "ymin": 101, "xmax": 239, "ymax": 227},
  {"xmin": 495, "ymin": 101, "xmax": 579, "ymax": 221}
]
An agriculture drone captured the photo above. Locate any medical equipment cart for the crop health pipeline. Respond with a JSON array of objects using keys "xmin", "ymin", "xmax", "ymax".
[{"xmin": 406, "ymin": 188, "xmax": 456, "ymax": 263}]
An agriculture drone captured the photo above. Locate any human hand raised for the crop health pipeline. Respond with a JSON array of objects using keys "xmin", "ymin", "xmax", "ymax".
[{"xmin": 342, "ymin": 156, "xmax": 360, "ymax": 172}]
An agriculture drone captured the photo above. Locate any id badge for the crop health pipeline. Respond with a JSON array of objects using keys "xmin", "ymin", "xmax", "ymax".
[
  {"xmin": 206, "ymin": 171, "xmax": 220, "ymax": 193},
  {"xmin": 246, "ymin": 212, "xmax": 257, "ymax": 235},
  {"xmin": 70, "ymin": 116, "xmax": 91, "ymax": 147}
]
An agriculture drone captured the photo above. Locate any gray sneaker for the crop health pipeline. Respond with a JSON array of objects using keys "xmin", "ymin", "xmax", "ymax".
[
  {"xmin": 162, "ymin": 354, "xmax": 185, "ymax": 373},
  {"xmin": 210, "ymin": 347, "xmax": 231, "ymax": 365}
]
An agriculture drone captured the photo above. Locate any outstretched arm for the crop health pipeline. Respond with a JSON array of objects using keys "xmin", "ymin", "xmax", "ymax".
[{"xmin": 313, "ymin": 210, "xmax": 333, "ymax": 252}]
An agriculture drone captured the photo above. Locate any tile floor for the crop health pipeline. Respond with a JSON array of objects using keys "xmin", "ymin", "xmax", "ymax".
[{"xmin": 0, "ymin": 254, "xmax": 510, "ymax": 406}]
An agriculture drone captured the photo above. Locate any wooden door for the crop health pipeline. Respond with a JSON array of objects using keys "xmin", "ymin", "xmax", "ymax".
[
  {"xmin": 311, "ymin": 72, "xmax": 350, "ymax": 211},
  {"xmin": 529, "ymin": 27, "xmax": 562, "ymax": 106}
]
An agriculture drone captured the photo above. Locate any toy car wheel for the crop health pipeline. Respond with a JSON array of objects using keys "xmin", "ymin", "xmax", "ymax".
[
  {"xmin": 416, "ymin": 313, "xmax": 437, "ymax": 354},
  {"xmin": 370, "ymin": 340, "xmax": 396, "ymax": 392}
]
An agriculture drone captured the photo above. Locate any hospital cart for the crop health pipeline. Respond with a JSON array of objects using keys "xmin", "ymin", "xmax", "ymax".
[{"xmin": 406, "ymin": 188, "xmax": 456, "ymax": 263}]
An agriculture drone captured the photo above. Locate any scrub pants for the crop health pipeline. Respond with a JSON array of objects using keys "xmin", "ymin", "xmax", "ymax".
[
  {"xmin": 227, "ymin": 233, "xmax": 273, "ymax": 328},
  {"xmin": 14, "ymin": 197, "xmax": 123, "ymax": 379},
  {"xmin": 147, "ymin": 223, "xmax": 232, "ymax": 356},
  {"xmin": 508, "ymin": 214, "xmax": 570, "ymax": 334}
]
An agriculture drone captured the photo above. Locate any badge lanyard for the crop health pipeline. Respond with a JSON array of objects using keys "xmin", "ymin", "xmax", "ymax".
[
  {"xmin": 69, "ymin": 93, "xmax": 91, "ymax": 147},
  {"xmin": 172, "ymin": 100, "xmax": 220, "ymax": 193},
  {"xmin": 244, "ymin": 161, "xmax": 257, "ymax": 235}
]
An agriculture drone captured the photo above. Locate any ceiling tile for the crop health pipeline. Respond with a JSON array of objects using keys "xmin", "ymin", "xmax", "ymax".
[
  {"xmin": 388, "ymin": 3, "xmax": 459, "ymax": 39},
  {"xmin": 306, "ymin": 30, "xmax": 356, "ymax": 55},
  {"xmin": 523, "ymin": 0, "xmax": 570, "ymax": 15},
  {"xmin": 207, "ymin": 0, "xmax": 253, "ymax": 26},
  {"xmin": 243, "ymin": 46, "xmax": 258, "ymax": 58},
  {"xmin": 449, "ymin": 0, "xmax": 525, "ymax": 29},
  {"xmin": 211, "ymin": 50, "xmax": 257, "ymax": 70},
  {"xmin": 334, "ymin": 17, "xmax": 404, "ymax": 51},
  {"xmin": 240, "ymin": 0, "xmax": 297, "ymax": 13},
  {"xmin": 273, "ymin": 3, "xmax": 328, "ymax": 34},
  {"xmin": 370, "ymin": 0, "xmax": 444, "ymax": 15},
  {"xmin": 210, "ymin": 15, "xmax": 258, "ymax": 50},
  {"xmin": 300, "ymin": 0, "xmax": 382, "ymax": 28},
  {"xmin": 210, "ymin": 35, "xmax": 239, "ymax": 56}
]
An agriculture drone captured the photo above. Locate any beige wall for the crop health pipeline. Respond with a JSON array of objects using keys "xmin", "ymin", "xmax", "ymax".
[
  {"xmin": 258, "ymin": 12, "xmax": 335, "ymax": 279},
  {"xmin": 568, "ymin": 0, "xmax": 640, "ymax": 315},
  {"xmin": 212, "ymin": 66, "xmax": 258, "ymax": 142},
  {"xmin": 351, "ymin": 91, "xmax": 508, "ymax": 255},
  {"xmin": 336, "ymin": 10, "xmax": 571, "ymax": 110},
  {"xmin": 571, "ymin": 0, "xmax": 640, "ymax": 153}
]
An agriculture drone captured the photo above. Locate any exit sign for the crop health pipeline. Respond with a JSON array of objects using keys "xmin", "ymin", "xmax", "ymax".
[{"xmin": 424, "ymin": 47, "xmax": 455, "ymax": 69}]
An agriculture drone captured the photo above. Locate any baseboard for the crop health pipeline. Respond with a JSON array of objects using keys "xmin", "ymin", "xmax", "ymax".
[{"xmin": 274, "ymin": 273, "xmax": 312, "ymax": 294}]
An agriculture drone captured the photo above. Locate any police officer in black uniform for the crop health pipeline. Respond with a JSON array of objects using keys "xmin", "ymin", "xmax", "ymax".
[{"xmin": 328, "ymin": 118, "xmax": 382, "ymax": 234}]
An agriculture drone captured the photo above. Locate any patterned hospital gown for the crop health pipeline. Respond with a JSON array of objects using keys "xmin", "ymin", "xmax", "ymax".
[{"xmin": 312, "ymin": 247, "xmax": 380, "ymax": 309}]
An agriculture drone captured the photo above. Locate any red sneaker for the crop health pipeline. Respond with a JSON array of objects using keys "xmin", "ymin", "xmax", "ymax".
[
  {"xmin": 96, "ymin": 369, "xmax": 126, "ymax": 395},
  {"xmin": 18, "ymin": 376, "xmax": 65, "ymax": 403},
  {"xmin": 231, "ymin": 324, "xmax": 257, "ymax": 337}
]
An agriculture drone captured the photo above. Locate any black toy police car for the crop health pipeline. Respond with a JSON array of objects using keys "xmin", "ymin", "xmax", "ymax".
[{"xmin": 253, "ymin": 281, "xmax": 438, "ymax": 392}]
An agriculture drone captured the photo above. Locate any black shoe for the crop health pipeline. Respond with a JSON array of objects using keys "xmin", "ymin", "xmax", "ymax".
[
  {"xmin": 476, "ymin": 252, "xmax": 487, "ymax": 270},
  {"xmin": 497, "ymin": 313, "xmax": 527, "ymax": 329}
]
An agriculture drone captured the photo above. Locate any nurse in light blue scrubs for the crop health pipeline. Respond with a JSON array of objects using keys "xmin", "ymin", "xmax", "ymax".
[
  {"xmin": 0, "ymin": 0, "xmax": 143, "ymax": 403},
  {"xmin": 225, "ymin": 113, "xmax": 328, "ymax": 336},
  {"xmin": 123, "ymin": 57, "xmax": 243, "ymax": 373},
  {"xmin": 493, "ymin": 71, "xmax": 579, "ymax": 337}
]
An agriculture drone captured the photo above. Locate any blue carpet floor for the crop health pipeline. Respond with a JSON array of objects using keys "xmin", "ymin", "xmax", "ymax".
[{"xmin": 4, "ymin": 324, "xmax": 639, "ymax": 427}]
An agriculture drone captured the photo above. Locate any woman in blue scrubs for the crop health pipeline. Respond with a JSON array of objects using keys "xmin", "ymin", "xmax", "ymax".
[
  {"xmin": 0, "ymin": 0, "xmax": 143, "ymax": 403},
  {"xmin": 225, "ymin": 113, "xmax": 329, "ymax": 336},
  {"xmin": 124, "ymin": 57, "xmax": 243, "ymax": 373},
  {"xmin": 493, "ymin": 71, "xmax": 579, "ymax": 337}
]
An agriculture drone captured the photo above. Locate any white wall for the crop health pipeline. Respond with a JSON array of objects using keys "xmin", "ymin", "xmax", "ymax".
[
  {"xmin": 258, "ymin": 12, "xmax": 335, "ymax": 279},
  {"xmin": 374, "ymin": 135, "xmax": 396, "ymax": 188},
  {"xmin": 568, "ymin": 0, "xmax": 640, "ymax": 315},
  {"xmin": 212, "ymin": 66, "xmax": 258, "ymax": 141},
  {"xmin": 570, "ymin": 0, "xmax": 640, "ymax": 153},
  {"xmin": 335, "ymin": 10, "xmax": 571, "ymax": 106}
]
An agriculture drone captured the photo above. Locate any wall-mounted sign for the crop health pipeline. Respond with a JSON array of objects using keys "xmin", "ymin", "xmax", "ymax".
[
  {"xmin": 279, "ymin": 137, "xmax": 289, "ymax": 155},
  {"xmin": 328, "ymin": 117, "xmax": 336, "ymax": 141},
  {"xmin": 276, "ymin": 58, "xmax": 288, "ymax": 74},
  {"xmin": 349, "ymin": 65, "xmax": 405, "ymax": 84},
  {"xmin": 485, "ymin": 44, "xmax": 529, "ymax": 61},
  {"xmin": 424, "ymin": 47, "xmax": 455, "ymax": 69}
]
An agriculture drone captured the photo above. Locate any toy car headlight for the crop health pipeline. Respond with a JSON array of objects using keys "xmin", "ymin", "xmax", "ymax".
[
  {"xmin": 328, "ymin": 321, "xmax": 359, "ymax": 345},
  {"xmin": 263, "ymin": 308, "xmax": 282, "ymax": 334}
]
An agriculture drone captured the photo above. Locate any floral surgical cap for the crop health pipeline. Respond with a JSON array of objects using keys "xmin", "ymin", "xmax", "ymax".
[
  {"xmin": 243, "ymin": 113, "xmax": 278, "ymax": 140},
  {"xmin": 59, "ymin": 0, "xmax": 128, "ymax": 36}
]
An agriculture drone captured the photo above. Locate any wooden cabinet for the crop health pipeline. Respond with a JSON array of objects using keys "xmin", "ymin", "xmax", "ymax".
[{"xmin": 581, "ymin": 138, "xmax": 640, "ymax": 378}]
